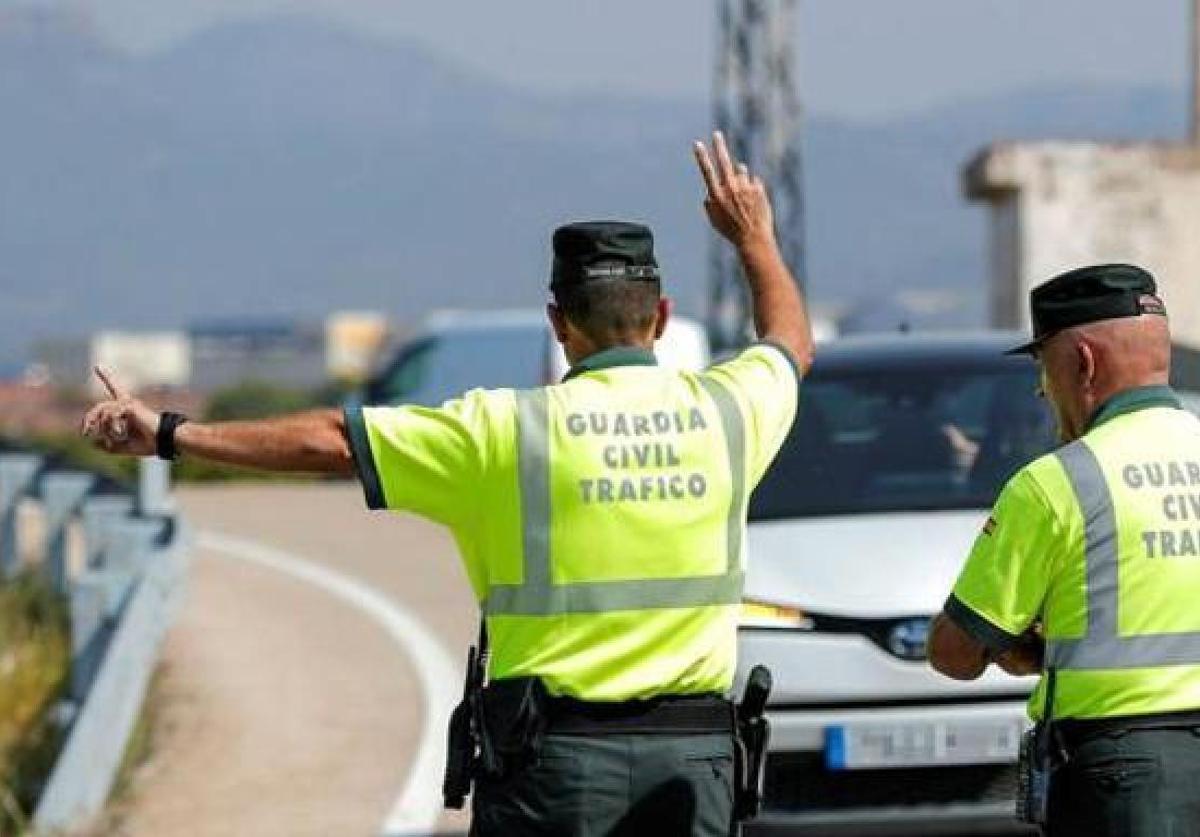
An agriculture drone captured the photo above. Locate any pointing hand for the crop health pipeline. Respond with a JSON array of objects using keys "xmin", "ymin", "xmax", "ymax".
[{"xmin": 80, "ymin": 366, "xmax": 161, "ymax": 457}]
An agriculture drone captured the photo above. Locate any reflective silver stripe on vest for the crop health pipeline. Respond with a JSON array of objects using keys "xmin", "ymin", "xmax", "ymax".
[
  {"xmin": 699, "ymin": 378, "xmax": 746, "ymax": 573},
  {"xmin": 1046, "ymin": 440, "xmax": 1200, "ymax": 669},
  {"xmin": 484, "ymin": 382, "xmax": 747, "ymax": 616}
]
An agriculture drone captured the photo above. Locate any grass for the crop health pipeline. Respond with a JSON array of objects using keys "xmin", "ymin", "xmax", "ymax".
[{"xmin": 0, "ymin": 574, "xmax": 70, "ymax": 834}]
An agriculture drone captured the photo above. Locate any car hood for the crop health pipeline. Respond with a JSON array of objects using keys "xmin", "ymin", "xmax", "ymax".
[{"xmin": 745, "ymin": 509, "xmax": 986, "ymax": 618}]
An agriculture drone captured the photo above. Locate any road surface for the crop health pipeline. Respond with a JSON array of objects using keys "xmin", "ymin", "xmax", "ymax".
[{"xmin": 101, "ymin": 482, "xmax": 475, "ymax": 837}]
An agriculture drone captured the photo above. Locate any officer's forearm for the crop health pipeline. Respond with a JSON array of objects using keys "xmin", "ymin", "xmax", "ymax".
[
  {"xmin": 174, "ymin": 409, "xmax": 356, "ymax": 475},
  {"xmin": 928, "ymin": 613, "xmax": 990, "ymax": 681},
  {"xmin": 737, "ymin": 236, "xmax": 814, "ymax": 374}
]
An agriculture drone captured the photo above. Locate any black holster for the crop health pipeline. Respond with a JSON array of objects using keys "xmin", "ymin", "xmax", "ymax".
[
  {"xmin": 1016, "ymin": 724, "xmax": 1050, "ymax": 827},
  {"xmin": 733, "ymin": 665, "xmax": 773, "ymax": 822},
  {"xmin": 443, "ymin": 667, "xmax": 551, "ymax": 809},
  {"xmin": 476, "ymin": 676, "xmax": 551, "ymax": 778},
  {"xmin": 443, "ymin": 696, "xmax": 475, "ymax": 809},
  {"xmin": 1016, "ymin": 668, "xmax": 1064, "ymax": 831},
  {"xmin": 443, "ymin": 638, "xmax": 485, "ymax": 810}
]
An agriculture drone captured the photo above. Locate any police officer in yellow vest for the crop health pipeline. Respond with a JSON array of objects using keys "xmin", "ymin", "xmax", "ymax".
[
  {"xmin": 929, "ymin": 264, "xmax": 1200, "ymax": 836},
  {"xmin": 81, "ymin": 132, "xmax": 815, "ymax": 836}
]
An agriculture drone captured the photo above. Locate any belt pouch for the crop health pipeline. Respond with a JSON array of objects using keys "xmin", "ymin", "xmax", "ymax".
[{"xmin": 480, "ymin": 677, "xmax": 550, "ymax": 777}]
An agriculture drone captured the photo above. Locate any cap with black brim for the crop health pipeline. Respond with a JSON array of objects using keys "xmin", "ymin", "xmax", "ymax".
[
  {"xmin": 1005, "ymin": 336, "xmax": 1047, "ymax": 357},
  {"xmin": 550, "ymin": 221, "xmax": 661, "ymax": 291},
  {"xmin": 1005, "ymin": 263, "xmax": 1167, "ymax": 356}
]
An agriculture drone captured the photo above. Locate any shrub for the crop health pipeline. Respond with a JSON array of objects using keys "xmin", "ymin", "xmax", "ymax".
[{"xmin": 0, "ymin": 574, "xmax": 69, "ymax": 832}]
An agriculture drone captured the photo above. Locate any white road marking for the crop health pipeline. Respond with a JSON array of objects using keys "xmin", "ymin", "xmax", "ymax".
[{"xmin": 197, "ymin": 530, "xmax": 462, "ymax": 837}]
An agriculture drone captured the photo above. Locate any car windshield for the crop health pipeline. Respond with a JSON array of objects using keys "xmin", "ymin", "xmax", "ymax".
[{"xmin": 749, "ymin": 361, "xmax": 1058, "ymax": 520}]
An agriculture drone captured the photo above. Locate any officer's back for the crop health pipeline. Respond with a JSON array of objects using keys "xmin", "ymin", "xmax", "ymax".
[
  {"xmin": 930, "ymin": 264, "xmax": 1200, "ymax": 836},
  {"xmin": 78, "ymin": 134, "xmax": 815, "ymax": 837},
  {"xmin": 347, "ymin": 135, "xmax": 815, "ymax": 836}
]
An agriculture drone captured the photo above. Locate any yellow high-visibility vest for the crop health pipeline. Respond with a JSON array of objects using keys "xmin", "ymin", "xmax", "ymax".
[
  {"xmin": 951, "ymin": 386, "xmax": 1200, "ymax": 720},
  {"xmin": 346, "ymin": 343, "xmax": 798, "ymax": 700}
]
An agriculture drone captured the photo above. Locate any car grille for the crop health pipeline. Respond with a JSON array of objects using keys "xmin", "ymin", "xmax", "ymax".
[{"xmin": 765, "ymin": 752, "xmax": 1018, "ymax": 811}]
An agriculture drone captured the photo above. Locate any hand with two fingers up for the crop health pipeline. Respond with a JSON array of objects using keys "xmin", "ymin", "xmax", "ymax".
[
  {"xmin": 80, "ymin": 366, "xmax": 162, "ymax": 458},
  {"xmin": 692, "ymin": 131, "xmax": 777, "ymax": 253}
]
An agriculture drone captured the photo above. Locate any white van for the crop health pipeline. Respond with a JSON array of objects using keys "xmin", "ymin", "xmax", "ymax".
[{"xmin": 362, "ymin": 309, "xmax": 710, "ymax": 407}]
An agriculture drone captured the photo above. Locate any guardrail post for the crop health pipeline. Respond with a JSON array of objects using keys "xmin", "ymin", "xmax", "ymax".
[
  {"xmin": 0, "ymin": 453, "xmax": 41, "ymax": 579},
  {"xmin": 102, "ymin": 518, "xmax": 167, "ymax": 610},
  {"xmin": 138, "ymin": 458, "xmax": 173, "ymax": 517},
  {"xmin": 69, "ymin": 572, "xmax": 111, "ymax": 703},
  {"xmin": 81, "ymin": 495, "xmax": 134, "ymax": 570},
  {"xmin": 41, "ymin": 472, "xmax": 96, "ymax": 594}
]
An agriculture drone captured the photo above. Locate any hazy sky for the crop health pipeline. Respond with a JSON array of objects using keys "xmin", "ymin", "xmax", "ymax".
[{"xmin": 81, "ymin": 0, "xmax": 1193, "ymax": 120}]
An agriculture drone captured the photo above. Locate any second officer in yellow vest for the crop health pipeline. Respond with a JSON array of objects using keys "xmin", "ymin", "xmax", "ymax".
[{"xmin": 929, "ymin": 264, "xmax": 1200, "ymax": 836}]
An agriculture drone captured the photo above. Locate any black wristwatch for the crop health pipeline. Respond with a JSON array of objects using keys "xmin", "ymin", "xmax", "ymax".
[{"xmin": 156, "ymin": 412, "xmax": 189, "ymax": 461}]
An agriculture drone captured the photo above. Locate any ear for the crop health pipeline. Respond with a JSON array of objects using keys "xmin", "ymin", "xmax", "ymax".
[
  {"xmin": 1077, "ymin": 337, "xmax": 1098, "ymax": 392},
  {"xmin": 653, "ymin": 296, "xmax": 672, "ymax": 341},
  {"xmin": 547, "ymin": 302, "xmax": 569, "ymax": 345}
]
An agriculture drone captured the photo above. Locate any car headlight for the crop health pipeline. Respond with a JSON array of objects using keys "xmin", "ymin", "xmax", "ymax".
[{"xmin": 739, "ymin": 598, "xmax": 815, "ymax": 630}]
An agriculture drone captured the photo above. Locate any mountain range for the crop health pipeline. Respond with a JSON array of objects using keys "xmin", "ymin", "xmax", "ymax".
[{"xmin": 0, "ymin": 10, "xmax": 1189, "ymax": 369}]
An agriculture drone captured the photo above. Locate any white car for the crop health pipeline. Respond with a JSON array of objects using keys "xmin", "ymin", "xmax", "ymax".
[
  {"xmin": 738, "ymin": 332, "xmax": 1055, "ymax": 835},
  {"xmin": 362, "ymin": 309, "xmax": 709, "ymax": 406}
]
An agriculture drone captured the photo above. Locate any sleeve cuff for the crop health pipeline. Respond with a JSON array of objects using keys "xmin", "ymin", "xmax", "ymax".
[
  {"xmin": 754, "ymin": 339, "xmax": 804, "ymax": 384},
  {"xmin": 343, "ymin": 399, "xmax": 387, "ymax": 510},
  {"xmin": 943, "ymin": 594, "xmax": 1022, "ymax": 655}
]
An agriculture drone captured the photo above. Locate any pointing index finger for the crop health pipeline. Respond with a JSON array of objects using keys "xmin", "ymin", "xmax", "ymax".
[{"xmin": 94, "ymin": 365, "xmax": 128, "ymax": 401}]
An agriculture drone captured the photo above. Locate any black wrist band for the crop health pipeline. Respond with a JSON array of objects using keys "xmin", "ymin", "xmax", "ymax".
[{"xmin": 156, "ymin": 412, "xmax": 189, "ymax": 461}]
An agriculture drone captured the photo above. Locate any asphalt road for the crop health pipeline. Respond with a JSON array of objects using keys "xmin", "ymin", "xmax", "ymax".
[{"xmin": 103, "ymin": 482, "xmax": 475, "ymax": 837}]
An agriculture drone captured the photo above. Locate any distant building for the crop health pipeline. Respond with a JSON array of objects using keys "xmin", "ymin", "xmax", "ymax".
[
  {"xmin": 91, "ymin": 331, "xmax": 191, "ymax": 393},
  {"xmin": 32, "ymin": 338, "xmax": 90, "ymax": 389},
  {"xmin": 964, "ymin": 142, "xmax": 1200, "ymax": 390},
  {"xmin": 33, "ymin": 311, "xmax": 391, "ymax": 396},
  {"xmin": 324, "ymin": 311, "xmax": 390, "ymax": 382},
  {"xmin": 188, "ymin": 320, "xmax": 326, "ymax": 393}
]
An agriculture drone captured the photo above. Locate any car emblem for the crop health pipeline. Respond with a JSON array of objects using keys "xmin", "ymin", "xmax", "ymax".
[{"xmin": 887, "ymin": 618, "xmax": 931, "ymax": 661}]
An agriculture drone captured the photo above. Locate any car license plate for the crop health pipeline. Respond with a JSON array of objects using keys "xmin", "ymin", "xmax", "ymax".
[{"xmin": 825, "ymin": 718, "xmax": 1024, "ymax": 770}]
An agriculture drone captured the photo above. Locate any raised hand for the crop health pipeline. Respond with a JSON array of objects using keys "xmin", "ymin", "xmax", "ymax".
[
  {"xmin": 692, "ymin": 131, "xmax": 776, "ymax": 252},
  {"xmin": 81, "ymin": 366, "xmax": 160, "ymax": 457}
]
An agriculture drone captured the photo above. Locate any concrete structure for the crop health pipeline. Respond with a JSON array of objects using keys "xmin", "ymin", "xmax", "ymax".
[
  {"xmin": 964, "ymin": 142, "xmax": 1200, "ymax": 353},
  {"xmin": 325, "ymin": 311, "xmax": 389, "ymax": 382},
  {"xmin": 90, "ymin": 331, "xmax": 191, "ymax": 393},
  {"xmin": 966, "ymin": 0, "xmax": 1200, "ymax": 359}
]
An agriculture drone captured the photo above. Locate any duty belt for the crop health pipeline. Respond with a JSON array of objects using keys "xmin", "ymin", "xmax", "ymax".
[
  {"xmin": 546, "ymin": 693, "xmax": 734, "ymax": 736},
  {"xmin": 1057, "ymin": 708, "xmax": 1200, "ymax": 750}
]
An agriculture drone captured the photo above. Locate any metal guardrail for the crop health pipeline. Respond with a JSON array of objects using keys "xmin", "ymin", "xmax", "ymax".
[{"xmin": 0, "ymin": 452, "xmax": 189, "ymax": 832}]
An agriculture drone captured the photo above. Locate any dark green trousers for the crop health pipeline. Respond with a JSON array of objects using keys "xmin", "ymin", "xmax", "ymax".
[
  {"xmin": 1047, "ymin": 726, "xmax": 1200, "ymax": 836},
  {"xmin": 469, "ymin": 732, "xmax": 736, "ymax": 837}
]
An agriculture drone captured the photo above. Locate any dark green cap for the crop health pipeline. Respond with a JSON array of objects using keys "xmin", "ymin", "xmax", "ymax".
[
  {"xmin": 550, "ymin": 221, "xmax": 660, "ymax": 291},
  {"xmin": 1007, "ymin": 263, "xmax": 1167, "ymax": 355}
]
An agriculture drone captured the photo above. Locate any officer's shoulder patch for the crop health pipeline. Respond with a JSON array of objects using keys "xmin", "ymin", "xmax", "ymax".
[{"xmin": 982, "ymin": 516, "xmax": 998, "ymax": 537}]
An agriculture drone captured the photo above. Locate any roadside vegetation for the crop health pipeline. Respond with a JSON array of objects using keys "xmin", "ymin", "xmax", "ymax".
[{"xmin": 0, "ymin": 574, "xmax": 69, "ymax": 833}]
